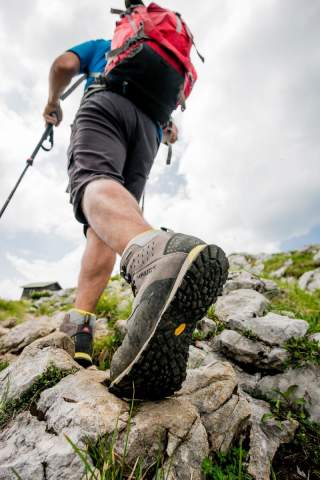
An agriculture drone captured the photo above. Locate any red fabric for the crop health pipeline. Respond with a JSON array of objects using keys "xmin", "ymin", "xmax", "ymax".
[{"xmin": 106, "ymin": 3, "xmax": 198, "ymax": 103}]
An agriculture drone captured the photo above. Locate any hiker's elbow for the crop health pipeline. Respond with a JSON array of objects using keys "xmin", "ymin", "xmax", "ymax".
[{"xmin": 52, "ymin": 52, "xmax": 80, "ymax": 77}]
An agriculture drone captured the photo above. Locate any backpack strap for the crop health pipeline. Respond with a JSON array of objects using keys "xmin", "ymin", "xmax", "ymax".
[
  {"xmin": 176, "ymin": 12, "xmax": 205, "ymax": 63},
  {"xmin": 107, "ymin": 22, "xmax": 150, "ymax": 60}
]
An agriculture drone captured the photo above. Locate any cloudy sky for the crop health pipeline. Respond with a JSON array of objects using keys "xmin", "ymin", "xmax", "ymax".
[{"xmin": 0, "ymin": 0, "xmax": 319, "ymax": 299}]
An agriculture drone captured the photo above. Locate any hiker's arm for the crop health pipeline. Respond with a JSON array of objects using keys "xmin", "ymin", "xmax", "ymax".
[
  {"xmin": 43, "ymin": 52, "xmax": 80, "ymax": 126},
  {"xmin": 162, "ymin": 121, "xmax": 178, "ymax": 145}
]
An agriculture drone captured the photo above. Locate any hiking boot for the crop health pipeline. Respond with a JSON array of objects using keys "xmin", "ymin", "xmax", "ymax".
[
  {"xmin": 109, "ymin": 229, "xmax": 229, "ymax": 400},
  {"xmin": 60, "ymin": 309, "xmax": 96, "ymax": 368}
]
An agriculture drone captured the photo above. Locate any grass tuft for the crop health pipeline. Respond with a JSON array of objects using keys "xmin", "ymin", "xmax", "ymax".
[
  {"xmin": 0, "ymin": 365, "xmax": 76, "ymax": 429},
  {"xmin": 268, "ymin": 283, "xmax": 320, "ymax": 333},
  {"xmin": 202, "ymin": 440, "xmax": 252, "ymax": 479},
  {"xmin": 284, "ymin": 337, "xmax": 320, "ymax": 368},
  {"xmin": 93, "ymin": 332, "xmax": 122, "ymax": 371},
  {"xmin": 265, "ymin": 386, "xmax": 320, "ymax": 479},
  {"xmin": 0, "ymin": 299, "xmax": 30, "ymax": 322}
]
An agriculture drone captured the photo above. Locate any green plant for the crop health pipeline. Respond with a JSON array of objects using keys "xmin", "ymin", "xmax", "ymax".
[
  {"xmin": 262, "ymin": 250, "xmax": 317, "ymax": 279},
  {"xmin": 93, "ymin": 332, "xmax": 122, "ymax": 370},
  {"xmin": 207, "ymin": 305, "xmax": 225, "ymax": 335},
  {"xmin": 268, "ymin": 283, "xmax": 320, "ymax": 333},
  {"xmin": 0, "ymin": 365, "xmax": 76, "ymax": 429},
  {"xmin": 0, "ymin": 299, "xmax": 30, "ymax": 322},
  {"xmin": 266, "ymin": 386, "xmax": 320, "ymax": 479},
  {"xmin": 242, "ymin": 329, "xmax": 259, "ymax": 341},
  {"xmin": 30, "ymin": 290, "xmax": 52, "ymax": 300},
  {"xmin": 202, "ymin": 440, "xmax": 252, "ymax": 480},
  {"xmin": 96, "ymin": 291, "xmax": 132, "ymax": 327},
  {"xmin": 0, "ymin": 361, "xmax": 9, "ymax": 373},
  {"xmin": 284, "ymin": 337, "xmax": 320, "ymax": 368},
  {"xmin": 66, "ymin": 397, "xmax": 167, "ymax": 479}
]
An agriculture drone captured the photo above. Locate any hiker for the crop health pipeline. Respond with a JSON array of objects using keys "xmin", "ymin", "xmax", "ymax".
[{"xmin": 43, "ymin": 0, "xmax": 229, "ymax": 400}]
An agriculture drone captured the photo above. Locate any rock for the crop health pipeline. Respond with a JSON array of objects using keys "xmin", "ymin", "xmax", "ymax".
[
  {"xmin": 29, "ymin": 331, "xmax": 75, "ymax": 357},
  {"xmin": 0, "ymin": 332, "xmax": 79, "ymax": 402},
  {"xmin": 164, "ymin": 416, "xmax": 208, "ymax": 480},
  {"xmin": 0, "ymin": 317, "xmax": 17, "ymax": 329},
  {"xmin": 115, "ymin": 398, "xmax": 208, "ymax": 479},
  {"xmin": 223, "ymin": 271, "xmax": 265, "ymax": 295},
  {"xmin": 0, "ymin": 352, "xmax": 18, "ymax": 367},
  {"xmin": 202, "ymin": 394, "xmax": 251, "ymax": 453},
  {"xmin": 270, "ymin": 259, "xmax": 293, "ymax": 279},
  {"xmin": 197, "ymin": 316, "xmax": 217, "ymax": 337},
  {"xmin": 0, "ymin": 316, "xmax": 57, "ymax": 354},
  {"xmin": 233, "ymin": 366, "xmax": 262, "ymax": 394},
  {"xmin": 177, "ymin": 362, "xmax": 237, "ymax": 414},
  {"xmin": 95, "ymin": 318, "xmax": 111, "ymax": 339},
  {"xmin": 214, "ymin": 330, "xmax": 289, "ymax": 370},
  {"xmin": 246, "ymin": 396, "xmax": 298, "ymax": 480},
  {"xmin": 314, "ymin": 250, "xmax": 320, "ymax": 266},
  {"xmin": 215, "ymin": 289, "xmax": 270, "ymax": 322},
  {"xmin": 298, "ymin": 268, "xmax": 320, "ymax": 292},
  {"xmin": 226, "ymin": 312, "xmax": 309, "ymax": 346},
  {"xmin": 187, "ymin": 346, "xmax": 221, "ymax": 369},
  {"xmin": 256, "ymin": 365, "xmax": 320, "ymax": 422},
  {"xmin": 37, "ymin": 369, "xmax": 128, "ymax": 444},
  {"xmin": 309, "ymin": 333, "xmax": 320, "ymax": 344},
  {"xmin": 262, "ymin": 279, "xmax": 280, "ymax": 299},
  {"xmin": 0, "ymin": 412, "xmax": 84, "ymax": 480},
  {"xmin": 228, "ymin": 254, "xmax": 252, "ymax": 271},
  {"xmin": 114, "ymin": 319, "xmax": 128, "ymax": 339},
  {"xmin": 0, "ymin": 326, "xmax": 9, "ymax": 336}
]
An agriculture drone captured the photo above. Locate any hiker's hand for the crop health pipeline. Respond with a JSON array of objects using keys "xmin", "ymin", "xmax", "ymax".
[
  {"xmin": 43, "ymin": 101, "xmax": 63, "ymax": 126},
  {"xmin": 162, "ymin": 122, "xmax": 178, "ymax": 145}
]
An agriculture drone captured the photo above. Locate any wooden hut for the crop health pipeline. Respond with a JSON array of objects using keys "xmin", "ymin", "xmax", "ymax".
[{"xmin": 21, "ymin": 282, "xmax": 62, "ymax": 299}]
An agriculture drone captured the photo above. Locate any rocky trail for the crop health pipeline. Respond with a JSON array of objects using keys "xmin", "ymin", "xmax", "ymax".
[{"xmin": 0, "ymin": 245, "xmax": 319, "ymax": 479}]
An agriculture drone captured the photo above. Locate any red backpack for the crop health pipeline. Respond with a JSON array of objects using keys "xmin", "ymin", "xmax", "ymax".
[{"xmin": 104, "ymin": 2, "xmax": 204, "ymax": 125}]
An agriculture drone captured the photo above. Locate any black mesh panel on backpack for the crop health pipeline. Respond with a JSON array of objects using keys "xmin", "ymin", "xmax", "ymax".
[{"xmin": 105, "ymin": 44, "xmax": 184, "ymax": 125}]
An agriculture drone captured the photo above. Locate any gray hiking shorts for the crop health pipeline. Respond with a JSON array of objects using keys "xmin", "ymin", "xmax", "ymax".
[{"xmin": 67, "ymin": 90, "xmax": 160, "ymax": 227}]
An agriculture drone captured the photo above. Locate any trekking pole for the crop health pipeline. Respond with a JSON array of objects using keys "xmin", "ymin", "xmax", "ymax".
[{"xmin": 0, "ymin": 74, "xmax": 87, "ymax": 220}]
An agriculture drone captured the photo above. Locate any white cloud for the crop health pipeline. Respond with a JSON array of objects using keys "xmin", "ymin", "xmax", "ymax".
[{"xmin": 1, "ymin": 0, "xmax": 320, "ymax": 298}]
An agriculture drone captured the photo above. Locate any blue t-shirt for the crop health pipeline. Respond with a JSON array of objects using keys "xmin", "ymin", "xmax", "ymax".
[
  {"xmin": 68, "ymin": 39, "xmax": 162, "ymax": 140},
  {"xmin": 68, "ymin": 39, "xmax": 111, "ymax": 90}
]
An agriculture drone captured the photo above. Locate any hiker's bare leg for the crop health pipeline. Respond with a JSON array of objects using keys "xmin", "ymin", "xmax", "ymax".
[
  {"xmin": 82, "ymin": 179, "xmax": 152, "ymax": 255},
  {"xmin": 75, "ymin": 227, "xmax": 116, "ymax": 313}
]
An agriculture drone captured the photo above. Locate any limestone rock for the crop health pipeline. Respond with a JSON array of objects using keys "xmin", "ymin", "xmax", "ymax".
[
  {"xmin": 223, "ymin": 271, "xmax": 265, "ymax": 295},
  {"xmin": 0, "ymin": 412, "xmax": 84, "ymax": 480},
  {"xmin": 262, "ymin": 279, "xmax": 280, "ymax": 299},
  {"xmin": 115, "ymin": 398, "xmax": 207, "ymax": 476},
  {"xmin": 228, "ymin": 254, "xmax": 252, "ymax": 271},
  {"xmin": 215, "ymin": 289, "xmax": 269, "ymax": 322},
  {"xmin": 164, "ymin": 416, "xmax": 209, "ymax": 480},
  {"xmin": 37, "ymin": 369, "xmax": 128, "ymax": 444},
  {"xmin": 187, "ymin": 345, "xmax": 222, "ymax": 369},
  {"xmin": 215, "ymin": 330, "xmax": 289, "ymax": 370},
  {"xmin": 309, "ymin": 332, "xmax": 320, "ymax": 343},
  {"xmin": 177, "ymin": 362, "xmax": 237, "ymax": 414},
  {"xmin": 0, "ymin": 317, "xmax": 17, "ymax": 329},
  {"xmin": 114, "ymin": 319, "xmax": 128, "ymax": 339},
  {"xmin": 203, "ymin": 394, "xmax": 251, "ymax": 453},
  {"xmin": 226, "ymin": 312, "xmax": 309, "ymax": 346},
  {"xmin": 0, "ymin": 326, "xmax": 9, "ymax": 336},
  {"xmin": 95, "ymin": 318, "xmax": 112, "ymax": 339},
  {"xmin": 314, "ymin": 250, "xmax": 320, "ymax": 266},
  {"xmin": 197, "ymin": 316, "xmax": 217, "ymax": 337},
  {"xmin": 246, "ymin": 396, "xmax": 298, "ymax": 480},
  {"xmin": 298, "ymin": 268, "xmax": 320, "ymax": 292},
  {"xmin": 256, "ymin": 365, "xmax": 320, "ymax": 422},
  {"xmin": 0, "ymin": 316, "xmax": 57, "ymax": 354},
  {"xmin": 270, "ymin": 259, "xmax": 293, "ymax": 279},
  {"xmin": 0, "ymin": 333, "xmax": 79, "ymax": 402}
]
